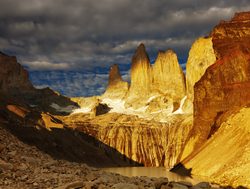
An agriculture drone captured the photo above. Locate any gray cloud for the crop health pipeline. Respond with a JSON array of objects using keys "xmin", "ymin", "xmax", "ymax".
[
  {"xmin": 0, "ymin": 0, "xmax": 249, "ymax": 95},
  {"xmin": 1, "ymin": 0, "xmax": 250, "ymax": 70}
]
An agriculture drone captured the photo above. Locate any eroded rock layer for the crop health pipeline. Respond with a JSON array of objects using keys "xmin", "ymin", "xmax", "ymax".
[
  {"xmin": 211, "ymin": 12, "xmax": 250, "ymax": 58},
  {"xmin": 183, "ymin": 49, "xmax": 250, "ymax": 158},
  {"xmin": 64, "ymin": 113, "xmax": 193, "ymax": 168}
]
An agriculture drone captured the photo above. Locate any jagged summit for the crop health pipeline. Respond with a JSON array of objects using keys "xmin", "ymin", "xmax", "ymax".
[
  {"xmin": 152, "ymin": 49, "xmax": 186, "ymax": 101},
  {"xmin": 0, "ymin": 52, "xmax": 33, "ymax": 93},
  {"xmin": 108, "ymin": 64, "xmax": 123, "ymax": 85},
  {"xmin": 232, "ymin": 11, "xmax": 250, "ymax": 21},
  {"xmin": 128, "ymin": 43, "xmax": 152, "ymax": 98},
  {"xmin": 102, "ymin": 64, "xmax": 129, "ymax": 99}
]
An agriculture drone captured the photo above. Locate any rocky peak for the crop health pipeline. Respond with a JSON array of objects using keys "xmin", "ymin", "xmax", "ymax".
[
  {"xmin": 211, "ymin": 11, "xmax": 250, "ymax": 58},
  {"xmin": 0, "ymin": 52, "xmax": 33, "ymax": 93},
  {"xmin": 183, "ymin": 37, "xmax": 216, "ymax": 112},
  {"xmin": 129, "ymin": 43, "xmax": 151, "ymax": 96},
  {"xmin": 102, "ymin": 64, "xmax": 128, "ymax": 99},
  {"xmin": 152, "ymin": 50, "xmax": 186, "ymax": 101},
  {"xmin": 231, "ymin": 11, "xmax": 250, "ymax": 21},
  {"xmin": 108, "ymin": 64, "xmax": 123, "ymax": 85}
]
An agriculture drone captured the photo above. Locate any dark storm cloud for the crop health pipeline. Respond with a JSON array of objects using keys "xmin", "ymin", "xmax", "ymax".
[
  {"xmin": 0, "ymin": 0, "xmax": 250, "ymax": 70},
  {"xmin": 0, "ymin": 0, "xmax": 249, "ymax": 96}
]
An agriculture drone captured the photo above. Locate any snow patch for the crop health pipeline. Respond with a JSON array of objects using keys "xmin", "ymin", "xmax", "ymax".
[
  {"xmin": 146, "ymin": 95, "xmax": 158, "ymax": 103},
  {"xmin": 50, "ymin": 103, "xmax": 77, "ymax": 113},
  {"xmin": 102, "ymin": 98, "xmax": 148, "ymax": 118},
  {"xmin": 72, "ymin": 107, "xmax": 92, "ymax": 114},
  {"xmin": 172, "ymin": 96, "xmax": 187, "ymax": 114}
]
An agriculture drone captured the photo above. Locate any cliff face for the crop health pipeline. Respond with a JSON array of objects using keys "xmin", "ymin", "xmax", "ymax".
[
  {"xmin": 64, "ymin": 113, "xmax": 193, "ymax": 168},
  {"xmin": 183, "ymin": 107, "xmax": 250, "ymax": 188},
  {"xmin": 102, "ymin": 64, "xmax": 129, "ymax": 99},
  {"xmin": 183, "ymin": 13, "xmax": 250, "ymax": 154},
  {"xmin": 0, "ymin": 52, "xmax": 33, "ymax": 93},
  {"xmin": 183, "ymin": 50, "xmax": 250, "ymax": 156},
  {"xmin": 128, "ymin": 43, "xmax": 152, "ymax": 97},
  {"xmin": 152, "ymin": 50, "xmax": 186, "ymax": 102},
  {"xmin": 211, "ymin": 12, "xmax": 250, "ymax": 58},
  {"xmin": 0, "ymin": 52, "xmax": 78, "ymax": 115},
  {"xmin": 125, "ymin": 44, "xmax": 186, "ymax": 110},
  {"xmin": 184, "ymin": 37, "xmax": 216, "ymax": 113}
]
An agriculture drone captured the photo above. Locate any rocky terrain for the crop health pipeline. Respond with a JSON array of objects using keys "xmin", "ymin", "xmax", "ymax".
[{"xmin": 0, "ymin": 122, "xmax": 178, "ymax": 189}]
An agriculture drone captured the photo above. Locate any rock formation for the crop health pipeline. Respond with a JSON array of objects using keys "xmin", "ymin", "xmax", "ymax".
[
  {"xmin": 183, "ymin": 107, "xmax": 250, "ymax": 187},
  {"xmin": 64, "ymin": 112, "xmax": 193, "ymax": 168},
  {"xmin": 125, "ymin": 44, "xmax": 186, "ymax": 111},
  {"xmin": 129, "ymin": 43, "xmax": 152, "ymax": 96},
  {"xmin": 0, "ymin": 52, "xmax": 33, "ymax": 93},
  {"xmin": 152, "ymin": 50, "xmax": 186, "ymax": 102},
  {"xmin": 211, "ymin": 12, "xmax": 250, "ymax": 58},
  {"xmin": 102, "ymin": 64, "xmax": 128, "ymax": 99},
  {"xmin": 183, "ymin": 12, "xmax": 250, "ymax": 155},
  {"xmin": 125, "ymin": 43, "xmax": 152, "ymax": 108},
  {"xmin": 184, "ymin": 37, "xmax": 216, "ymax": 113},
  {"xmin": 1, "ymin": 51, "xmax": 80, "ymax": 115}
]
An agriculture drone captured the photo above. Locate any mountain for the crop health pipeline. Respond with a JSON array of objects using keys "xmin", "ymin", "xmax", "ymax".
[
  {"xmin": 0, "ymin": 52, "xmax": 33, "ymax": 93},
  {"xmin": 102, "ymin": 64, "xmax": 129, "ymax": 99},
  {"xmin": 1, "ymin": 11, "xmax": 250, "ymax": 189},
  {"xmin": 179, "ymin": 12, "xmax": 250, "ymax": 187},
  {"xmin": 184, "ymin": 37, "xmax": 216, "ymax": 113}
]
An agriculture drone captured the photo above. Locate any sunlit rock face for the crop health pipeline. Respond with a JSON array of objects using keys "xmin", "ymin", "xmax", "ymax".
[
  {"xmin": 64, "ymin": 113, "xmax": 193, "ymax": 168},
  {"xmin": 152, "ymin": 50, "xmax": 186, "ymax": 102},
  {"xmin": 102, "ymin": 64, "xmax": 129, "ymax": 99},
  {"xmin": 183, "ymin": 37, "xmax": 216, "ymax": 113},
  {"xmin": 0, "ymin": 52, "xmax": 33, "ymax": 93},
  {"xmin": 184, "ymin": 12, "xmax": 250, "ymax": 152},
  {"xmin": 211, "ymin": 12, "xmax": 250, "ymax": 58},
  {"xmin": 183, "ymin": 50, "xmax": 250, "ymax": 156},
  {"xmin": 125, "ymin": 44, "xmax": 186, "ymax": 112},
  {"xmin": 125, "ymin": 43, "xmax": 152, "ymax": 108},
  {"xmin": 130, "ymin": 43, "xmax": 151, "ymax": 95},
  {"xmin": 183, "ymin": 107, "xmax": 250, "ymax": 188}
]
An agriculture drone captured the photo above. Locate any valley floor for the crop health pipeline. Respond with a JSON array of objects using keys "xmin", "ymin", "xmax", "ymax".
[{"xmin": 0, "ymin": 123, "xmax": 235, "ymax": 189}]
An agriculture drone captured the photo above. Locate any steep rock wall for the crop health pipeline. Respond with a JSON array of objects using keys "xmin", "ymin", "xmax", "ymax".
[
  {"xmin": 152, "ymin": 50, "xmax": 186, "ymax": 102},
  {"xmin": 184, "ymin": 37, "xmax": 216, "ymax": 113},
  {"xmin": 127, "ymin": 44, "xmax": 151, "ymax": 100},
  {"xmin": 0, "ymin": 52, "xmax": 33, "ymax": 93},
  {"xmin": 65, "ymin": 113, "xmax": 193, "ymax": 168},
  {"xmin": 183, "ymin": 12, "xmax": 250, "ymax": 154},
  {"xmin": 183, "ymin": 50, "xmax": 250, "ymax": 158},
  {"xmin": 183, "ymin": 107, "xmax": 250, "ymax": 188}
]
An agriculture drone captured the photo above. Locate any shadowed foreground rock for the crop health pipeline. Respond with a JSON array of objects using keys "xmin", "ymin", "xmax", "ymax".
[{"xmin": 0, "ymin": 124, "xmax": 222, "ymax": 189}]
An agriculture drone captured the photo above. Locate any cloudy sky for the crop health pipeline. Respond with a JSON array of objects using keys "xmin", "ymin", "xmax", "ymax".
[{"xmin": 0, "ymin": 0, "xmax": 250, "ymax": 96}]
